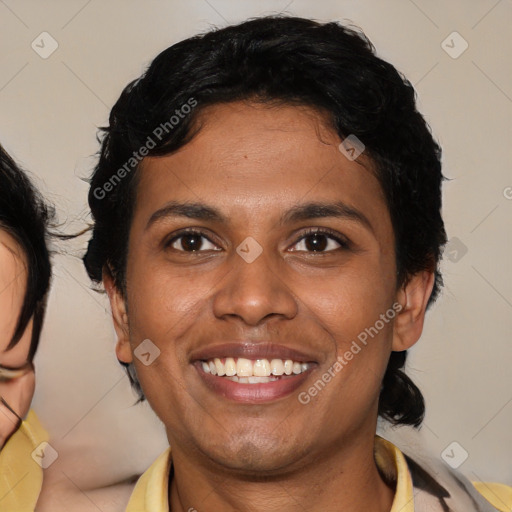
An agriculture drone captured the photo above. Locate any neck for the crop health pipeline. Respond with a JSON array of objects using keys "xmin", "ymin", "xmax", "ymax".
[{"xmin": 168, "ymin": 431, "xmax": 395, "ymax": 512}]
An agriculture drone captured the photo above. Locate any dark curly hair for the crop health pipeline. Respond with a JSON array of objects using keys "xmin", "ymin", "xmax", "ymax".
[
  {"xmin": 0, "ymin": 143, "xmax": 53, "ymax": 361},
  {"xmin": 83, "ymin": 15, "xmax": 447, "ymax": 427}
]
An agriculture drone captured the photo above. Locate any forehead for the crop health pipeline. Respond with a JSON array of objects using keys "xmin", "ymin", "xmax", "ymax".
[
  {"xmin": 134, "ymin": 101, "xmax": 387, "ymax": 225},
  {"xmin": 0, "ymin": 229, "xmax": 25, "ymax": 274},
  {"xmin": 0, "ymin": 229, "xmax": 27, "ymax": 352}
]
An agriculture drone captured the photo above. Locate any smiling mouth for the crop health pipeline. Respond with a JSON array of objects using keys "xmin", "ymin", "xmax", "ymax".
[
  {"xmin": 194, "ymin": 356, "xmax": 316, "ymax": 404},
  {"xmin": 191, "ymin": 343, "xmax": 318, "ymax": 402},
  {"xmin": 200, "ymin": 357, "xmax": 311, "ymax": 384}
]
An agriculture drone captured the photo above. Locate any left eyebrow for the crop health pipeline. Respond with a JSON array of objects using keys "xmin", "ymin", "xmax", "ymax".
[{"xmin": 279, "ymin": 201, "xmax": 374, "ymax": 233}]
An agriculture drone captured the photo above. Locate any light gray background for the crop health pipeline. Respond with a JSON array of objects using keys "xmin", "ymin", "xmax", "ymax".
[{"xmin": 1, "ymin": 0, "xmax": 510, "ymax": 492}]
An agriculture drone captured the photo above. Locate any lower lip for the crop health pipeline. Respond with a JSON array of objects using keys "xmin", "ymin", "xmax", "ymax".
[{"xmin": 194, "ymin": 362, "xmax": 314, "ymax": 403}]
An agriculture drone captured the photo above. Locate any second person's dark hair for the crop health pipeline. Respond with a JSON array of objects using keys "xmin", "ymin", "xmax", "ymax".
[{"xmin": 0, "ymin": 143, "xmax": 53, "ymax": 360}]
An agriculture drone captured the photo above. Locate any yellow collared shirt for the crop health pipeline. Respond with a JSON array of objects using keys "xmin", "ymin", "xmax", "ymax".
[
  {"xmin": 0, "ymin": 409, "xmax": 48, "ymax": 512},
  {"xmin": 126, "ymin": 436, "xmax": 512, "ymax": 512}
]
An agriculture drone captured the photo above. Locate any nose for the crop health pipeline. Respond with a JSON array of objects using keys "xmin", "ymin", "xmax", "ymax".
[{"xmin": 212, "ymin": 247, "xmax": 298, "ymax": 327}]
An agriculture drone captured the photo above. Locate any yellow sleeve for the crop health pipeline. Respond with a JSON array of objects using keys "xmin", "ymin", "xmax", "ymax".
[
  {"xmin": 0, "ymin": 409, "xmax": 48, "ymax": 512},
  {"xmin": 473, "ymin": 481, "xmax": 512, "ymax": 512}
]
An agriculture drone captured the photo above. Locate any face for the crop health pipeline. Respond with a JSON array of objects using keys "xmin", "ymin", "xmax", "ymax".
[
  {"xmin": 0, "ymin": 229, "xmax": 35, "ymax": 448},
  {"xmin": 108, "ymin": 102, "xmax": 433, "ymax": 474}
]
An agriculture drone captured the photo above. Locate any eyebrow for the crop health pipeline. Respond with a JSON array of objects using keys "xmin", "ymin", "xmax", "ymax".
[
  {"xmin": 146, "ymin": 200, "xmax": 373, "ymax": 233},
  {"xmin": 279, "ymin": 201, "xmax": 373, "ymax": 232},
  {"xmin": 146, "ymin": 201, "xmax": 228, "ymax": 230}
]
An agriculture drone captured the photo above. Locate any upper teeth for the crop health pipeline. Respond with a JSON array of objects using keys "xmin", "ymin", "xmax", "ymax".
[{"xmin": 201, "ymin": 357, "xmax": 310, "ymax": 377}]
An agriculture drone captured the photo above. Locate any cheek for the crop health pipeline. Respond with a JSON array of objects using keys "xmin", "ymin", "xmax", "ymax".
[
  {"xmin": 295, "ymin": 260, "xmax": 395, "ymax": 414},
  {"xmin": 124, "ymin": 261, "xmax": 209, "ymax": 403},
  {"xmin": 306, "ymin": 282, "xmax": 395, "ymax": 430},
  {"xmin": 0, "ymin": 324, "xmax": 34, "ymax": 368},
  {"xmin": 0, "ymin": 289, "xmax": 20, "ymax": 353},
  {"xmin": 127, "ymin": 263, "xmax": 207, "ymax": 342},
  {"xmin": 298, "ymin": 260, "xmax": 396, "ymax": 344},
  {"xmin": 0, "ymin": 298, "xmax": 31, "ymax": 365}
]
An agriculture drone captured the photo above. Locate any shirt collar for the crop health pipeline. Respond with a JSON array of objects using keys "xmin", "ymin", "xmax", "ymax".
[
  {"xmin": 375, "ymin": 435, "xmax": 415, "ymax": 512},
  {"xmin": 0, "ymin": 409, "xmax": 48, "ymax": 511},
  {"xmin": 126, "ymin": 435, "xmax": 413, "ymax": 511}
]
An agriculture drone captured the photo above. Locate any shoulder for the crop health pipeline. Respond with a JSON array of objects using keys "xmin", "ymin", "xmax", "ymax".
[
  {"xmin": 473, "ymin": 481, "xmax": 512, "ymax": 512},
  {"xmin": 0, "ymin": 409, "xmax": 48, "ymax": 511},
  {"xmin": 378, "ymin": 434, "xmax": 511, "ymax": 512}
]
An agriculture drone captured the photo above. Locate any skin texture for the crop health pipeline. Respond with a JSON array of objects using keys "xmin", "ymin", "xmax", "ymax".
[
  {"xmin": 35, "ymin": 477, "xmax": 137, "ymax": 512},
  {"xmin": 106, "ymin": 102, "xmax": 434, "ymax": 512},
  {"xmin": 0, "ymin": 230, "xmax": 35, "ymax": 448}
]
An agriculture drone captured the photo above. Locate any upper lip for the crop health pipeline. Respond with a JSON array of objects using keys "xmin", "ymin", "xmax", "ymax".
[{"xmin": 189, "ymin": 342, "xmax": 318, "ymax": 363}]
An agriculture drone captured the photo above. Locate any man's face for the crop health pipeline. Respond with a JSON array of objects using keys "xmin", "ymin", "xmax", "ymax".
[{"xmin": 112, "ymin": 102, "xmax": 410, "ymax": 473}]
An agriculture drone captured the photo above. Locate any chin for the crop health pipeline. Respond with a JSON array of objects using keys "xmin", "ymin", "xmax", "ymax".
[{"xmin": 200, "ymin": 434, "xmax": 307, "ymax": 476}]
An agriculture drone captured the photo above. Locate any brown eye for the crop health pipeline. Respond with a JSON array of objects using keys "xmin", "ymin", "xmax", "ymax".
[
  {"xmin": 303, "ymin": 233, "xmax": 330, "ymax": 252},
  {"xmin": 291, "ymin": 229, "xmax": 349, "ymax": 253},
  {"xmin": 166, "ymin": 230, "xmax": 220, "ymax": 252}
]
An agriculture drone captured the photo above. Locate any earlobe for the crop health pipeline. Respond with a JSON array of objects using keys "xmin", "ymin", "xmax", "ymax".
[
  {"xmin": 392, "ymin": 271, "xmax": 435, "ymax": 352},
  {"xmin": 103, "ymin": 269, "xmax": 133, "ymax": 364},
  {"xmin": 115, "ymin": 337, "xmax": 133, "ymax": 364}
]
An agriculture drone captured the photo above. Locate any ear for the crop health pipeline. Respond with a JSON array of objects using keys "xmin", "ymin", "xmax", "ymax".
[
  {"xmin": 392, "ymin": 271, "xmax": 435, "ymax": 352},
  {"xmin": 103, "ymin": 269, "xmax": 132, "ymax": 364}
]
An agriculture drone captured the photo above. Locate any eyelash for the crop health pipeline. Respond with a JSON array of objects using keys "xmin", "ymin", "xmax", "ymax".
[{"xmin": 164, "ymin": 227, "xmax": 350, "ymax": 253}]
